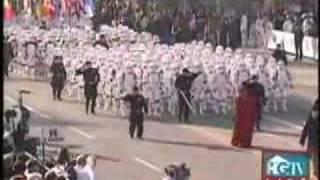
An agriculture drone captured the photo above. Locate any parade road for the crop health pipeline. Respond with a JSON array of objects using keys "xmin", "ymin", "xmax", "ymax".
[{"xmin": 4, "ymin": 61, "xmax": 317, "ymax": 180}]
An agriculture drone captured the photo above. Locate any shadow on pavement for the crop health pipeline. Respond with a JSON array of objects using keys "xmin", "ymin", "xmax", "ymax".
[
  {"xmin": 147, "ymin": 112, "xmax": 235, "ymax": 130},
  {"xmin": 260, "ymin": 130, "xmax": 301, "ymax": 138},
  {"xmin": 143, "ymin": 137, "xmax": 248, "ymax": 153},
  {"xmin": 46, "ymin": 143, "xmax": 83, "ymax": 150},
  {"xmin": 251, "ymin": 145, "xmax": 305, "ymax": 153},
  {"xmin": 61, "ymin": 98, "xmax": 84, "ymax": 104}
]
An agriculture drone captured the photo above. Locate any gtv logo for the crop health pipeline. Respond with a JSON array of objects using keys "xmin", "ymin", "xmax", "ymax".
[{"xmin": 266, "ymin": 155, "xmax": 306, "ymax": 177}]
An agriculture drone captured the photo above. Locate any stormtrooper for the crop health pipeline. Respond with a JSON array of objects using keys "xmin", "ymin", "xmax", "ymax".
[
  {"xmin": 145, "ymin": 62, "xmax": 163, "ymax": 116},
  {"xmin": 272, "ymin": 61, "xmax": 293, "ymax": 112}
]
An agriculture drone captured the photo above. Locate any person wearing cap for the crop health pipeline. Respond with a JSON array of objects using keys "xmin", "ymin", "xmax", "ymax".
[
  {"xmin": 175, "ymin": 68, "xmax": 201, "ymax": 123},
  {"xmin": 250, "ymin": 75, "xmax": 266, "ymax": 131},
  {"xmin": 120, "ymin": 86, "xmax": 148, "ymax": 139},
  {"xmin": 300, "ymin": 98, "xmax": 319, "ymax": 180},
  {"xmin": 50, "ymin": 55, "xmax": 67, "ymax": 101},
  {"xmin": 75, "ymin": 61, "xmax": 101, "ymax": 114},
  {"xmin": 272, "ymin": 44, "xmax": 288, "ymax": 65}
]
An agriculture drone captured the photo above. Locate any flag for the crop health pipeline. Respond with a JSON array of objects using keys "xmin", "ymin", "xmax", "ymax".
[
  {"xmin": 35, "ymin": 0, "xmax": 42, "ymax": 18},
  {"xmin": 85, "ymin": 0, "xmax": 94, "ymax": 17},
  {"xmin": 4, "ymin": 0, "xmax": 15, "ymax": 21},
  {"xmin": 42, "ymin": 0, "xmax": 56, "ymax": 19}
]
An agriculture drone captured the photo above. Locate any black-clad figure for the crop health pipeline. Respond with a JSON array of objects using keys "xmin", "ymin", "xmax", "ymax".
[
  {"xmin": 50, "ymin": 56, "xmax": 67, "ymax": 101},
  {"xmin": 3, "ymin": 37, "xmax": 14, "ymax": 77},
  {"xmin": 75, "ymin": 61, "xmax": 100, "ymax": 114},
  {"xmin": 175, "ymin": 68, "xmax": 200, "ymax": 123},
  {"xmin": 220, "ymin": 18, "xmax": 230, "ymax": 48},
  {"xmin": 293, "ymin": 19, "xmax": 304, "ymax": 61},
  {"xmin": 121, "ymin": 86, "xmax": 148, "ymax": 139},
  {"xmin": 272, "ymin": 44, "xmax": 288, "ymax": 65},
  {"xmin": 249, "ymin": 75, "xmax": 266, "ymax": 131}
]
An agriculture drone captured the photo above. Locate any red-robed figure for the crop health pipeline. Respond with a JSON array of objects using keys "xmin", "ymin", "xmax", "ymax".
[{"xmin": 231, "ymin": 81, "xmax": 259, "ymax": 148}]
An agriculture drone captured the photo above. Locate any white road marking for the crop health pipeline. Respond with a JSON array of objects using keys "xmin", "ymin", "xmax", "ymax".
[
  {"xmin": 68, "ymin": 126, "xmax": 96, "ymax": 139},
  {"xmin": 134, "ymin": 157, "xmax": 162, "ymax": 173},
  {"xmin": 4, "ymin": 95, "xmax": 17, "ymax": 105},
  {"xmin": 262, "ymin": 133, "xmax": 295, "ymax": 146},
  {"xmin": 5, "ymin": 95, "xmax": 95, "ymax": 140},
  {"xmin": 5, "ymin": 95, "xmax": 51, "ymax": 118},
  {"xmin": 265, "ymin": 115, "xmax": 303, "ymax": 131}
]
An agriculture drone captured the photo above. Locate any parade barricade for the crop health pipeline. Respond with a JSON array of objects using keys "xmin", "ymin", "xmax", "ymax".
[{"xmin": 268, "ymin": 30, "xmax": 318, "ymax": 60}]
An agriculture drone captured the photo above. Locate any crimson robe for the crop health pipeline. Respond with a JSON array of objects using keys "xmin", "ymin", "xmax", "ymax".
[{"xmin": 231, "ymin": 83, "xmax": 259, "ymax": 148}]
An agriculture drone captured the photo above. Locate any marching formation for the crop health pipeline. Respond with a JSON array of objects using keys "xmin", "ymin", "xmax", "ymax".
[{"xmin": 5, "ymin": 22, "xmax": 293, "ymax": 118}]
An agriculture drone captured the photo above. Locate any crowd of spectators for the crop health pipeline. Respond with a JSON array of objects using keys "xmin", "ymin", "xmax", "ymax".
[
  {"xmin": 92, "ymin": 1, "xmax": 227, "ymax": 46},
  {"xmin": 6, "ymin": 147, "xmax": 96, "ymax": 180},
  {"xmin": 273, "ymin": 10, "xmax": 318, "ymax": 37},
  {"xmin": 92, "ymin": 1, "xmax": 318, "ymax": 48}
]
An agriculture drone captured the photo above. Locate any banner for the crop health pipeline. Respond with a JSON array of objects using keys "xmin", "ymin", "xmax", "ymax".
[{"xmin": 268, "ymin": 30, "xmax": 318, "ymax": 60}]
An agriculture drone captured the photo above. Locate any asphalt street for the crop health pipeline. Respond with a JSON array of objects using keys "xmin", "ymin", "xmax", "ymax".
[{"xmin": 3, "ymin": 61, "xmax": 316, "ymax": 180}]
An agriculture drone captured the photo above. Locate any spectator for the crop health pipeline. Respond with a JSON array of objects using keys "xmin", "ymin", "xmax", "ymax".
[
  {"xmin": 272, "ymin": 44, "xmax": 288, "ymax": 65},
  {"xmin": 302, "ymin": 13, "xmax": 315, "ymax": 36},
  {"xmin": 282, "ymin": 15, "xmax": 293, "ymax": 32},
  {"xmin": 293, "ymin": 16, "xmax": 304, "ymax": 62},
  {"xmin": 10, "ymin": 161, "xmax": 27, "ymax": 180},
  {"xmin": 56, "ymin": 147, "xmax": 71, "ymax": 165},
  {"xmin": 84, "ymin": 155, "xmax": 96, "ymax": 180},
  {"xmin": 74, "ymin": 154, "xmax": 90, "ymax": 180},
  {"xmin": 220, "ymin": 17, "xmax": 230, "ymax": 48},
  {"xmin": 44, "ymin": 171, "xmax": 57, "ymax": 180},
  {"xmin": 240, "ymin": 13, "xmax": 249, "ymax": 47},
  {"xmin": 300, "ymin": 98, "xmax": 319, "ymax": 180},
  {"xmin": 273, "ymin": 13, "xmax": 285, "ymax": 30},
  {"xmin": 24, "ymin": 160, "xmax": 42, "ymax": 179},
  {"xmin": 57, "ymin": 176, "xmax": 67, "ymax": 180},
  {"xmin": 229, "ymin": 16, "xmax": 242, "ymax": 50},
  {"xmin": 65, "ymin": 159, "xmax": 77, "ymax": 180}
]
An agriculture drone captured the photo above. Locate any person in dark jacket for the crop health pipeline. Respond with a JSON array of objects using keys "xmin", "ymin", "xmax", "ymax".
[
  {"xmin": 272, "ymin": 44, "xmax": 288, "ymax": 65},
  {"xmin": 250, "ymin": 75, "xmax": 266, "ymax": 131},
  {"xmin": 4, "ymin": 37, "xmax": 14, "ymax": 77},
  {"xmin": 50, "ymin": 56, "xmax": 67, "ymax": 101},
  {"xmin": 121, "ymin": 86, "xmax": 148, "ymax": 139},
  {"xmin": 220, "ymin": 17, "xmax": 230, "ymax": 48},
  {"xmin": 300, "ymin": 98, "xmax": 319, "ymax": 179},
  {"xmin": 293, "ymin": 18, "xmax": 304, "ymax": 61},
  {"xmin": 175, "ymin": 68, "xmax": 201, "ymax": 123},
  {"xmin": 75, "ymin": 61, "xmax": 100, "ymax": 114},
  {"xmin": 229, "ymin": 16, "xmax": 242, "ymax": 50}
]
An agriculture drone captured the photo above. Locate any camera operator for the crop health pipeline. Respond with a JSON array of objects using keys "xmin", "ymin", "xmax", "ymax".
[
  {"xmin": 75, "ymin": 61, "xmax": 100, "ymax": 114},
  {"xmin": 5, "ymin": 105, "xmax": 30, "ymax": 152},
  {"xmin": 163, "ymin": 163, "xmax": 191, "ymax": 180}
]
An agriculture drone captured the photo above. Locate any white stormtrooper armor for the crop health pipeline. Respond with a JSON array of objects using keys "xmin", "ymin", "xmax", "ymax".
[{"xmin": 272, "ymin": 61, "xmax": 293, "ymax": 112}]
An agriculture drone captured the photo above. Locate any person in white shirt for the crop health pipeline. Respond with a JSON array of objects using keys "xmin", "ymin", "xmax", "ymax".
[
  {"xmin": 84, "ymin": 155, "xmax": 96, "ymax": 180},
  {"xmin": 282, "ymin": 15, "xmax": 293, "ymax": 32},
  {"xmin": 74, "ymin": 155, "xmax": 90, "ymax": 180}
]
